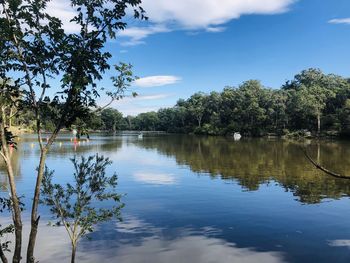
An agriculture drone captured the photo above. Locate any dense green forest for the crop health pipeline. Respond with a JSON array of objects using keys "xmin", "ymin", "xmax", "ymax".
[{"xmin": 12, "ymin": 68, "xmax": 350, "ymax": 137}]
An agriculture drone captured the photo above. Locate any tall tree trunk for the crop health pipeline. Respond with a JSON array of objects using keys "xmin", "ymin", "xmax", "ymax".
[
  {"xmin": 275, "ymin": 114, "xmax": 278, "ymax": 130},
  {"xmin": 27, "ymin": 123, "xmax": 61, "ymax": 262},
  {"xmin": 26, "ymin": 151, "xmax": 47, "ymax": 263},
  {"xmin": 127, "ymin": 118, "xmax": 132, "ymax": 130},
  {"xmin": 317, "ymin": 113, "xmax": 321, "ymax": 135},
  {"xmin": 113, "ymin": 123, "xmax": 116, "ymax": 134},
  {"xmin": 0, "ymin": 112, "xmax": 22, "ymax": 263},
  {"xmin": 197, "ymin": 116, "xmax": 202, "ymax": 128},
  {"xmin": 71, "ymin": 243, "xmax": 77, "ymax": 263}
]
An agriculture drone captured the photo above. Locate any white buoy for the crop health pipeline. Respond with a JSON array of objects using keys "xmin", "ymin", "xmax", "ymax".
[{"xmin": 233, "ymin": 132, "xmax": 242, "ymax": 141}]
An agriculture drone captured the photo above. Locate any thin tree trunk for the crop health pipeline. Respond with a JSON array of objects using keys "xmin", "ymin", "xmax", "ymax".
[
  {"xmin": 0, "ymin": 112, "xmax": 22, "ymax": 263},
  {"xmin": 317, "ymin": 113, "xmax": 321, "ymax": 135},
  {"xmin": 27, "ymin": 120, "xmax": 63, "ymax": 262},
  {"xmin": 26, "ymin": 151, "xmax": 47, "ymax": 263},
  {"xmin": 71, "ymin": 243, "xmax": 76, "ymax": 263},
  {"xmin": 198, "ymin": 116, "xmax": 202, "ymax": 128},
  {"xmin": 113, "ymin": 123, "xmax": 116, "ymax": 134},
  {"xmin": 275, "ymin": 114, "xmax": 278, "ymax": 130},
  {"xmin": 127, "ymin": 118, "xmax": 132, "ymax": 130},
  {"xmin": 0, "ymin": 245, "xmax": 8, "ymax": 263},
  {"xmin": 8, "ymin": 108, "xmax": 12, "ymax": 128}
]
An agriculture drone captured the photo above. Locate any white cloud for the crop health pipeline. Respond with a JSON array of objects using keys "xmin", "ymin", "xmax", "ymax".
[
  {"xmin": 42, "ymin": 1, "xmax": 295, "ymax": 45},
  {"xmin": 115, "ymin": 93, "xmax": 172, "ymax": 104},
  {"xmin": 117, "ymin": 0, "xmax": 295, "ymax": 45},
  {"xmin": 328, "ymin": 18, "xmax": 350, "ymax": 25},
  {"xmin": 136, "ymin": 94, "xmax": 172, "ymax": 100},
  {"xmin": 97, "ymin": 92, "xmax": 173, "ymax": 115},
  {"xmin": 206, "ymin": 27, "xmax": 227, "ymax": 33},
  {"xmin": 0, "ymin": 0, "xmax": 79, "ymax": 33},
  {"xmin": 134, "ymin": 76, "xmax": 181, "ymax": 88},
  {"xmin": 47, "ymin": 0, "xmax": 80, "ymax": 33},
  {"xmin": 119, "ymin": 25, "xmax": 170, "ymax": 46},
  {"xmin": 142, "ymin": 0, "xmax": 294, "ymax": 30},
  {"xmin": 133, "ymin": 172, "xmax": 177, "ymax": 185}
]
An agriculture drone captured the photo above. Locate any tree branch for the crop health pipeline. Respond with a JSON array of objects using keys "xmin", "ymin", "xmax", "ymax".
[
  {"xmin": 301, "ymin": 146, "xmax": 350, "ymax": 180},
  {"xmin": 92, "ymin": 98, "xmax": 115, "ymax": 114}
]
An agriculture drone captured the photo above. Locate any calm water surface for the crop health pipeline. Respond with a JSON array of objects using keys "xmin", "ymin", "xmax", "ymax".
[{"xmin": 1, "ymin": 134, "xmax": 350, "ymax": 263}]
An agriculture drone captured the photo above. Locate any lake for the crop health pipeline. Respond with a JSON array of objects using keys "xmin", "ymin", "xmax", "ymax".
[{"xmin": 1, "ymin": 134, "xmax": 350, "ymax": 263}]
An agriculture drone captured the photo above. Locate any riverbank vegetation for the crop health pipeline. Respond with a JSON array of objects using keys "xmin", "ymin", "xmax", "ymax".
[
  {"xmin": 132, "ymin": 68, "xmax": 350, "ymax": 137},
  {"xmin": 17, "ymin": 68, "xmax": 348, "ymax": 138},
  {"xmin": 9, "ymin": 68, "xmax": 350, "ymax": 138},
  {"xmin": 11, "ymin": 68, "xmax": 350, "ymax": 138}
]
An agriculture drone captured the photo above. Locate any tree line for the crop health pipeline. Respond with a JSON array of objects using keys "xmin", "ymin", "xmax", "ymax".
[
  {"xmin": 140, "ymin": 68, "xmax": 350, "ymax": 137},
  {"xmin": 43, "ymin": 68, "xmax": 348, "ymax": 137}
]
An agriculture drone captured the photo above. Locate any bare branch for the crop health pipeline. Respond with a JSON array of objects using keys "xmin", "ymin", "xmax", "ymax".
[{"xmin": 301, "ymin": 146, "xmax": 350, "ymax": 180}]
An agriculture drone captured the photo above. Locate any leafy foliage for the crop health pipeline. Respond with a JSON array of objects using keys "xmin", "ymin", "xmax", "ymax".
[
  {"xmin": 40, "ymin": 154, "xmax": 124, "ymax": 261},
  {"xmin": 0, "ymin": 127, "xmax": 16, "ymax": 150},
  {"xmin": 0, "ymin": 78, "xmax": 21, "ymax": 109},
  {"xmin": 101, "ymin": 108, "xmax": 124, "ymax": 132},
  {"xmin": 0, "ymin": 0, "xmax": 144, "ymax": 132}
]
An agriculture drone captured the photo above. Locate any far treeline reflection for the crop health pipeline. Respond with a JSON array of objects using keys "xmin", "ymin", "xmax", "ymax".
[{"xmin": 134, "ymin": 135, "xmax": 350, "ymax": 204}]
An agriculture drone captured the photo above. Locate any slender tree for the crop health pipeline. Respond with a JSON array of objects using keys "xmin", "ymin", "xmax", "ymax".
[
  {"xmin": 0, "ymin": 1, "xmax": 145, "ymax": 262},
  {"xmin": 188, "ymin": 92, "xmax": 207, "ymax": 128},
  {"xmin": 0, "ymin": 77, "xmax": 22, "ymax": 263},
  {"xmin": 41, "ymin": 155, "xmax": 123, "ymax": 263}
]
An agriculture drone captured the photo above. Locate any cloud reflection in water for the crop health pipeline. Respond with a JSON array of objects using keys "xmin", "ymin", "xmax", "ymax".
[
  {"xmin": 78, "ymin": 216, "xmax": 287, "ymax": 263},
  {"xmin": 2, "ymin": 215, "xmax": 287, "ymax": 263},
  {"xmin": 133, "ymin": 172, "xmax": 177, "ymax": 185},
  {"xmin": 328, "ymin": 240, "xmax": 350, "ymax": 249}
]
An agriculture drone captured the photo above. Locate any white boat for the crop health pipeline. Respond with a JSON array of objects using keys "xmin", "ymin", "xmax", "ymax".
[
  {"xmin": 138, "ymin": 133, "xmax": 143, "ymax": 139},
  {"xmin": 233, "ymin": 132, "xmax": 242, "ymax": 141}
]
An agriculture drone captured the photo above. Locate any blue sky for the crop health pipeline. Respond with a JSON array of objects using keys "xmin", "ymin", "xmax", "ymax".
[{"xmin": 53, "ymin": 0, "xmax": 350, "ymax": 115}]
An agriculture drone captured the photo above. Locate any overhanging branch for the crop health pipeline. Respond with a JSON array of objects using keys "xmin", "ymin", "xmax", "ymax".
[{"xmin": 301, "ymin": 146, "xmax": 350, "ymax": 180}]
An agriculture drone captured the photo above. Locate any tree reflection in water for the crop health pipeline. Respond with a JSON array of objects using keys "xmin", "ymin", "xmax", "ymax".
[{"xmin": 134, "ymin": 135, "xmax": 350, "ymax": 204}]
